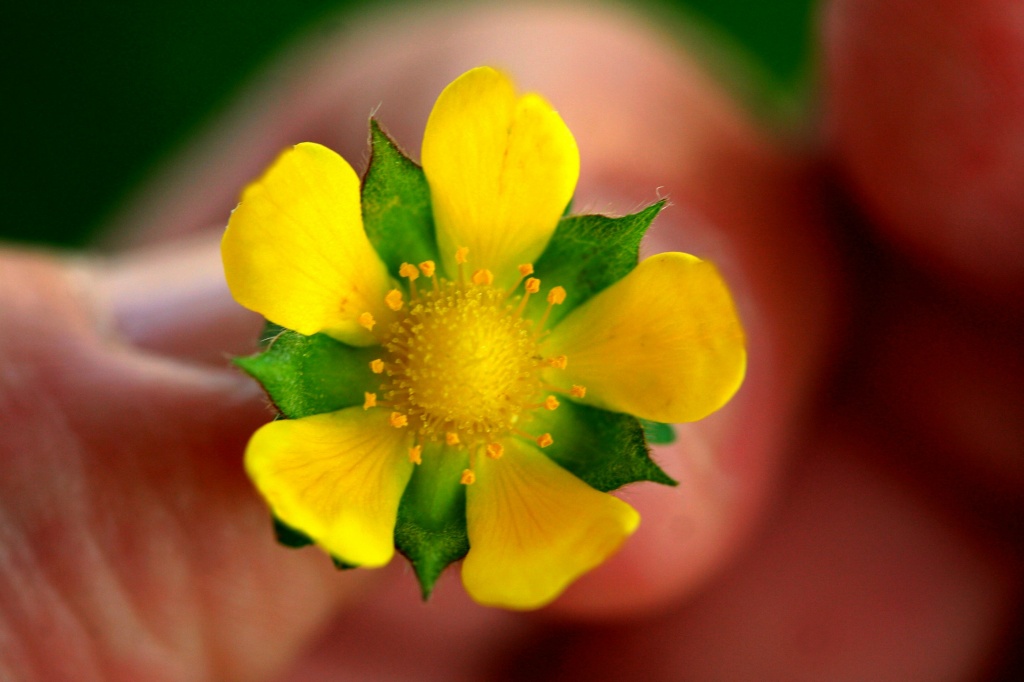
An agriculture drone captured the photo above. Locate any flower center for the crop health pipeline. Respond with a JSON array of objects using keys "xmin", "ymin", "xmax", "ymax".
[
  {"xmin": 359, "ymin": 252, "xmax": 585, "ymax": 484},
  {"xmin": 384, "ymin": 279, "xmax": 541, "ymax": 444}
]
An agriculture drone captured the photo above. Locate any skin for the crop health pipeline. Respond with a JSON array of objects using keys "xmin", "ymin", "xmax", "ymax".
[{"xmin": 2, "ymin": 2, "xmax": 1021, "ymax": 680}]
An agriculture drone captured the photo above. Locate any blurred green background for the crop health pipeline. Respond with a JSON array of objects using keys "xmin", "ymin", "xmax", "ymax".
[{"xmin": 2, "ymin": 0, "xmax": 815, "ymax": 247}]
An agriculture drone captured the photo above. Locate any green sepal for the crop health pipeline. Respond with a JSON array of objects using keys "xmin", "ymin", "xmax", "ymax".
[
  {"xmin": 530, "ymin": 200, "xmax": 665, "ymax": 327},
  {"xmin": 533, "ymin": 400, "xmax": 677, "ymax": 492},
  {"xmin": 272, "ymin": 515, "xmax": 314, "ymax": 548},
  {"xmin": 361, "ymin": 119, "xmax": 439, "ymax": 277},
  {"xmin": 234, "ymin": 330, "xmax": 379, "ymax": 419},
  {"xmin": 640, "ymin": 419, "xmax": 676, "ymax": 445},
  {"xmin": 393, "ymin": 444, "xmax": 470, "ymax": 599},
  {"xmin": 331, "ymin": 557, "xmax": 358, "ymax": 571}
]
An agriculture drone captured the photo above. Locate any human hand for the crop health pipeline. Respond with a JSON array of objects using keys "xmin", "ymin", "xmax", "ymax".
[{"xmin": 2, "ymin": 2, "xmax": 1020, "ymax": 680}]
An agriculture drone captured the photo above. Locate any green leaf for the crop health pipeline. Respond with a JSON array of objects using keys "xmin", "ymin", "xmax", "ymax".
[
  {"xmin": 393, "ymin": 443, "xmax": 470, "ymax": 599},
  {"xmin": 361, "ymin": 119, "xmax": 439, "ymax": 277},
  {"xmin": 331, "ymin": 557, "xmax": 358, "ymax": 571},
  {"xmin": 640, "ymin": 419, "xmax": 676, "ymax": 445},
  {"xmin": 529, "ymin": 201, "xmax": 665, "ymax": 327},
  {"xmin": 272, "ymin": 515, "xmax": 314, "ymax": 548},
  {"xmin": 234, "ymin": 330, "xmax": 379, "ymax": 419},
  {"xmin": 533, "ymin": 400, "xmax": 677, "ymax": 493}
]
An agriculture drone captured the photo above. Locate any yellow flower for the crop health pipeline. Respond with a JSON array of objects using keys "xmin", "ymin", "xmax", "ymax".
[{"xmin": 222, "ymin": 67, "xmax": 746, "ymax": 609}]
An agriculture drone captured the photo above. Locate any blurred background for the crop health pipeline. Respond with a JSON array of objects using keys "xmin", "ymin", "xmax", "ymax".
[{"xmin": 1, "ymin": 0, "xmax": 814, "ymax": 247}]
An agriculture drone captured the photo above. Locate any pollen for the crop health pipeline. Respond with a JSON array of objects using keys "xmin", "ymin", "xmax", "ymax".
[
  {"xmin": 363, "ymin": 392, "xmax": 377, "ymax": 410},
  {"xmin": 548, "ymin": 355, "xmax": 568, "ymax": 370},
  {"xmin": 570, "ymin": 385, "xmax": 587, "ymax": 398},
  {"xmin": 385, "ymin": 289, "xmax": 404, "ymax": 311},
  {"xmin": 536, "ymin": 433, "xmax": 554, "ymax": 448},
  {"xmin": 370, "ymin": 256, "xmax": 570, "ymax": 478},
  {"xmin": 547, "ymin": 286, "xmax": 566, "ymax": 305},
  {"xmin": 471, "ymin": 269, "xmax": 494, "ymax": 286},
  {"xmin": 460, "ymin": 469, "xmax": 476, "ymax": 485},
  {"xmin": 399, "ymin": 263, "xmax": 420, "ymax": 281},
  {"xmin": 359, "ymin": 312, "xmax": 376, "ymax": 331}
]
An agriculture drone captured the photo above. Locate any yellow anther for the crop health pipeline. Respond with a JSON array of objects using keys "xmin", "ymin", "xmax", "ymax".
[
  {"xmin": 544, "ymin": 395, "xmax": 560, "ymax": 411},
  {"xmin": 460, "ymin": 469, "xmax": 476, "ymax": 485},
  {"xmin": 389, "ymin": 412, "xmax": 408, "ymax": 428},
  {"xmin": 471, "ymin": 269, "xmax": 494, "ymax": 286},
  {"xmin": 363, "ymin": 392, "xmax": 377, "ymax": 410},
  {"xmin": 548, "ymin": 355, "xmax": 568, "ymax": 370},
  {"xmin": 370, "ymin": 359, "xmax": 385, "ymax": 374},
  {"xmin": 536, "ymin": 433, "xmax": 554, "ymax": 448},
  {"xmin": 547, "ymin": 286, "xmax": 567, "ymax": 305},
  {"xmin": 385, "ymin": 289, "xmax": 404, "ymax": 311},
  {"xmin": 409, "ymin": 445, "xmax": 423, "ymax": 465},
  {"xmin": 570, "ymin": 384, "xmax": 587, "ymax": 398},
  {"xmin": 445, "ymin": 432, "xmax": 460, "ymax": 446},
  {"xmin": 525, "ymin": 277, "xmax": 541, "ymax": 294},
  {"xmin": 455, "ymin": 247, "xmax": 469, "ymax": 264},
  {"xmin": 358, "ymin": 312, "xmax": 376, "ymax": 331},
  {"xmin": 486, "ymin": 442, "xmax": 504, "ymax": 460},
  {"xmin": 518, "ymin": 263, "xmax": 534, "ymax": 277},
  {"xmin": 399, "ymin": 262, "xmax": 419, "ymax": 281},
  {"xmin": 419, "ymin": 261, "xmax": 436, "ymax": 277}
]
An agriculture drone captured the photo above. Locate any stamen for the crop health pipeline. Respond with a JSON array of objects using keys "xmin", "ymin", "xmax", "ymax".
[
  {"xmin": 460, "ymin": 469, "xmax": 476, "ymax": 485},
  {"xmin": 358, "ymin": 312, "xmax": 376, "ymax": 331},
  {"xmin": 399, "ymin": 262, "xmax": 419, "ymax": 281},
  {"xmin": 363, "ymin": 392, "xmax": 377, "ymax": 410},
  {"xmin": 385, "ymin": 289, "xmax": 404, "ymax": 311},
  {"xmin": 420, "ymin": 260, "xmax": 439, "ymax": 293},
  {"xmin": 370, "ymin": 359, "xmax": 385, "ymax": 374},
  {"xmin": 389, "ymin": 412, "xmax": 408, "ymax": 428},
  {"xmin": 506, "ymin": 263, "xmax": 535, "ymax": 297},
  {"xmin": 536, "ymin": 433, "xmax": 554, "ymax": 448},
  {"xmin": 570, "ymin": 385, "xmax": 587, "ymax": 398},
  {"xmin": 445, "ymin": 432, "xmax": 460, "ymax": 446},
  {"xmin": 471, "ymin": 269, "xmax": 494, "ymax": 286},
  {"xmin": 455, "ymin": 247, "xmax": 469, "ymax": 284},
  {"xmin": 544, "ymin": 395, "xmax": 560, "ymax": 411},
  {"xmin": 486, "ymin": 442, "xmax": 504, "ymax": 460},
  {"xmin": 409, "ymin": 444, "xmax": 423, "ymax": 465},
  {"xmin": 548, "ymin": 355, "xmax": 568, "ymax": 370},
  {"xmin": 516, "ymin": 277, "xmax": 541, "ymax": 315},
  {"xmin": 547, "ymin": 286, "xmax": 566, "ymax": 305}
]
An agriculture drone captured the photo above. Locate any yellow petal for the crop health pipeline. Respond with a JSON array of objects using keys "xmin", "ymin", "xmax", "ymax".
[
  {"xmin": 462, "ymin": 438, "xmax": 639, "ymax": 609},
  {"xmin": 546, "ymin": 252, "xmax": 746, "ymax": 423},
  {"xmin": 222, "ymin": 142, "xmax": 393, "ymax": 345},
  {"xmin": 422, "ymin": 67, "xmax": 579, "ymax": 283},
  {"xmin": 245, "ymin": 408, "xmax": 414, "ymax": 567}
]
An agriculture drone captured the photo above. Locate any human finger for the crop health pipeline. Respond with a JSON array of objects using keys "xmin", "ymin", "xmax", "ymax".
[
  {"xmin": 523, "ymin": 420, "xmax": 1018, "ymax": 681},
  {"xmin": 823, "ymin": 0, "xmax": 1024, "ymax": 300},
  {"xmin": 0, "ymin": 251, "xmax": 376, "ymax": 681}
]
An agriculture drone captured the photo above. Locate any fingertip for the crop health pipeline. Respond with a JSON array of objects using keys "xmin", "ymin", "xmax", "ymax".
[
  {"xmin": 91, "ymin": 232, "xmax": 265, "ymax": 365},
  {"xmin": 823, "ymin": 0, "xmax": 1024, "ymax": 299}
]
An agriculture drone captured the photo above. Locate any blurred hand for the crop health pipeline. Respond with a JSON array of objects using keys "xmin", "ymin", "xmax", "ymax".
[{"xmin": 1, "ymin": 2, "xmax": 1020, "ymax": 680}]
